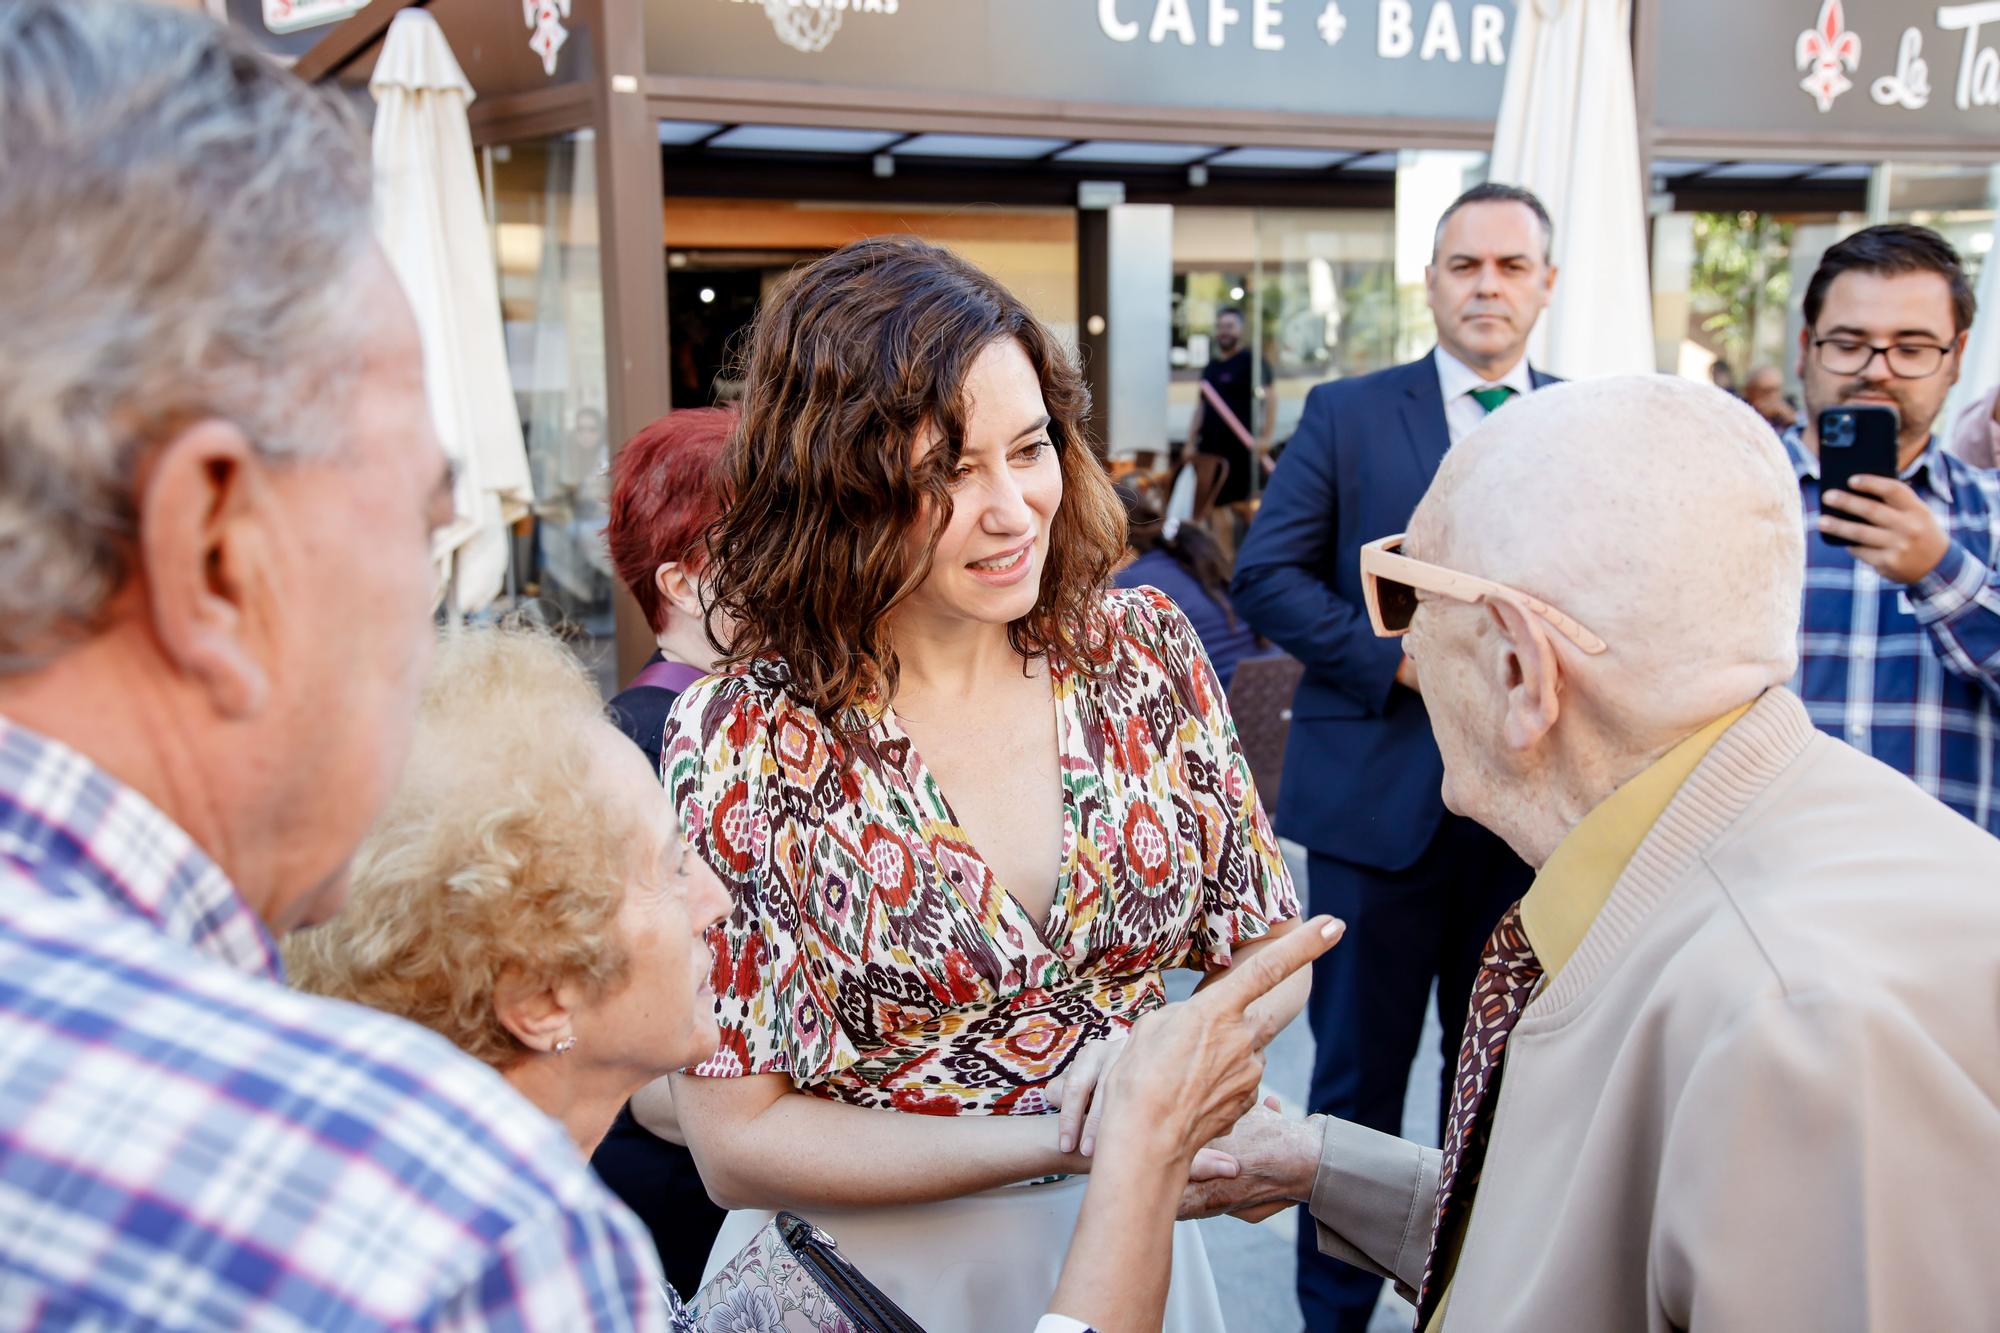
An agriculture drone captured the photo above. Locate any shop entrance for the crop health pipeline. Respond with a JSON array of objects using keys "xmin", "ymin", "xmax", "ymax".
[{"xmin": 665, "ymin": 260, "xmax": 786, "ymax": 408}]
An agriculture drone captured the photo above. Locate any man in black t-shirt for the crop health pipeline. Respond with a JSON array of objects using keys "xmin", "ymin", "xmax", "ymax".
[{"xmin": 1188, "ymin": 306, "xmax": 1275, "ymax": 506}]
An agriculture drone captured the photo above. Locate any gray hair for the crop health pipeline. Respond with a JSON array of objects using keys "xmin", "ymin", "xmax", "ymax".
[{"xmin": 0, "ymin": 0, "xmax": 372, "ymax": 666}]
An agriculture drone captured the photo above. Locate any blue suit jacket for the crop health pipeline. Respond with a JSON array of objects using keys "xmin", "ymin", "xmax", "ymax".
[{"xmin": 1231, "ymin": 353, "xmax": 1559, "ymax": 872}]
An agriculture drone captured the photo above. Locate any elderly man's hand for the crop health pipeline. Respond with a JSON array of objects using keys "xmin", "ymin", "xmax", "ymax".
[
  {"xmin": 1095, "ymin": 916, "xmax": 1343, "ymax": 1168},
  {"xmin": 1178, "ymin": 1097, "xmax": 1321, "ymax": 1221},
  {"xmin": 1820, "ymin": 475, "xmax": 1951, "ymax": 584}
]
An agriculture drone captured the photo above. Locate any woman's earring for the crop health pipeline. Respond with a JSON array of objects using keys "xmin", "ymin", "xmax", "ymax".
[{"xmin": 554, "ymin": 1035, "xmax": 576, "ymax": 1055}]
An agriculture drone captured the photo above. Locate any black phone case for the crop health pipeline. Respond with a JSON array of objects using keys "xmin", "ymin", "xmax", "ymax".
[{"xmin": 1817, "ymin": 405, "xmax": 1900, "ymax": 548}]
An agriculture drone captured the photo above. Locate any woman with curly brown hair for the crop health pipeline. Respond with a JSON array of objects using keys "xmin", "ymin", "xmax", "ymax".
[{"xmin": 647, "ymin": 236, "xmax": 1304, "ymax": 1332}]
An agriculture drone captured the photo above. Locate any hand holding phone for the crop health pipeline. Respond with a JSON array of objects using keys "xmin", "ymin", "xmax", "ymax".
[
  {"xmin": 1815, "ymin": 403, "xmax": 1951, "ymax": 583},
  {"xmin": 1816, "ymin": 405, "xmax": 1898, "ymax": 549}
]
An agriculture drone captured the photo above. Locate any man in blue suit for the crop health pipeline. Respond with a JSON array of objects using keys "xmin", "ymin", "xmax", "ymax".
[{"xmin": 1231, "ymin": 182, "xmax": 1560, "ymax": 1333}]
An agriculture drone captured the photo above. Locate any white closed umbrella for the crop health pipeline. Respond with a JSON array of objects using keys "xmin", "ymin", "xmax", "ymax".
[
  {"xmin": 371, "ymin": 9, "xmax": 534, "ymax": 615},
  {"xmin": 1489, "ymin": 0, "xmax": 1655, "ymax": 379}
]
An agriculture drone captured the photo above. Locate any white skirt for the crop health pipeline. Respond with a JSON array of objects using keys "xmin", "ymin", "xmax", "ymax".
[{"xmin": 698, "ymin": 1174, "xmax": 1226, "ymax": 1333}]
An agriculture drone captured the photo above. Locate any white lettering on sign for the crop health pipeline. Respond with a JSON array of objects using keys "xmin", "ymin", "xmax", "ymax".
[
  {"xmin": 1379, "ymin": 0, "xmax": 1413, "ymax": 56},
  {"xmin": 1254, "ymin": 0, "xmax": 1286, "ymax": 50},
  {"xmin": 1469, "ymin": 3, "xmax": 1504, "ymax": 63},
  {"xmin": 1090, "ymin": 0, "xmax": 1502, "ymax": 63},
  {"xmin": 1376, "ymin": 1, "xmax": 1500, "ymax": 64},
  {"xmin": 1938, "ymin": 2, "xmax": 2000, "ymax": 108},
  {"xmin": 1210, "ymin": 0, "xmax": 1241, "ymax": 44},
  {"xmin": 1870, "ymin": 27, "xmax": 1931, "ymax": 107},
  {"xmin": 1101, "ymin": 0, "xmax": 1287, "ymax": 48},
  {"xmin": 1151, "ymin": 0, "xmax": 1197, "ymax": 44},
  {"xmin": 1419, "ymin": 0, "xmax": 1460, "ymax": 61}
]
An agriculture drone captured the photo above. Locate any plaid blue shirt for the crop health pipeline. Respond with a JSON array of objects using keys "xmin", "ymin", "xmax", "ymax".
[
  {"xmin": 1786, "ymin": 427, "xmax": 2000, "ymax": 835},
  {"xmin": 0, "ymin": 719, "xmax": 674, "ymax": 1331}
]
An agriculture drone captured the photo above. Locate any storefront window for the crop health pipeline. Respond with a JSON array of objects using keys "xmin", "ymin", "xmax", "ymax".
[
  {"xmin": 1879, "ymin": 162, "xmax": 2000, "ymax": 430},
  {"xmin": 1876, "ymin": 162, "xmax": 2000, "ymax": 260},
  {"xmin": 1652, "ymin": 161, "xmax": 1997, "ymax": 411},
  {"xmin": 1170, "ymin": 206, "xmax": 1398, "ymax": 466},
  {"xmin": 663, "ymin": 197, "xmax": 1079, "ymax": 410},
  {"xmin": 1651, "ymin": 208, "xmax": 1865, "ymax": 417},
  {"xmin": 484, "ymin": 131, "xmax": 616, "ymax": 692}
]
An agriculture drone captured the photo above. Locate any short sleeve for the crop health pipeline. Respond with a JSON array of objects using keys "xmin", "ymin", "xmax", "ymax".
[
  {"xmin": 1120, "ymin": 588, "xmax": 1299, "ymax": 968},
  {"xmin": 662, "ymin": 676, "xmax": 857, "ymax": 1084}
]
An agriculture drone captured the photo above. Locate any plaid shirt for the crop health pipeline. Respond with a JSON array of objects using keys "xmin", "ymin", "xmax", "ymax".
[
  {"xmin": 0, "ymin": 719, "xmax": 674, "ymax": 1331},
  {"xmin": 1786, "ymin": 427, "xmax": 2000, "ymax": 835}
]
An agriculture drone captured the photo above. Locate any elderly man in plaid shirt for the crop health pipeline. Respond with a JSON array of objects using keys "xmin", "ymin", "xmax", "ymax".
[
  {"xmin": 0, "ymin": 4, "xmax": 671, "ymax": 1328},
  {"xmin": 1787, "ymin": 224, "xmax": 2000, "ymax": 838}
]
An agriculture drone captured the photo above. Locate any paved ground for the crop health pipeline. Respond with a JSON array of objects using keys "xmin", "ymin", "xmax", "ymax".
[{"xmin": 1173, "ymin": 840, "xmax": 1446, "ymax": 1333}]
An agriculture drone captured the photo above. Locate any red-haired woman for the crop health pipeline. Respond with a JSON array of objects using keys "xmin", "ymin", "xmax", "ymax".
[
  {"xmin": 593, "ymin": 404, "xmax": 733, "ymax": 1297},
  {"xmin": 603, "ymin": 405, "xmax": 733, "ymax": 771},
  {"xmin": 645, "ymin": 237, "xmax": 1304, "ymax": 1331}
]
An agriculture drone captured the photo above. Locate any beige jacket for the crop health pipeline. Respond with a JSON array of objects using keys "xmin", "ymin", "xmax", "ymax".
[{"xmin": 1309, "ymin": 689, "xmax": 2000, "ymax": 1331}]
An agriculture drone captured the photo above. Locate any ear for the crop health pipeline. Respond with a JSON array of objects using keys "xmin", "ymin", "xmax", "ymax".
[
  {"xmin": 1795, "ymin": 325, "xmax": 1811, "ymax": 380},
  {"xmin": 1542, "ymin": 263, "xmax": 1559, "ymax": 295},
  {"xmin": 492, "ymin": 967, "xmax": 580, "ymax": 1055},
  {"xmin": 136, "ymin": 419, "xmax": 276, "ymax": 720},
  {"xmin": 1484, "ymin": 597, "xmax": 1563, "ymax": 752},
  {"xmin": 654, "ymin": 560, "xmax": 702, "ymax": 621}
]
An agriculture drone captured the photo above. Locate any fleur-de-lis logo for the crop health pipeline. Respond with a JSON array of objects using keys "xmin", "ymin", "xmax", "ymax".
[
  {"xmin": 1795, "ymin": 0, "xmax": 1862, "ymax": 113},
  {"xmin": 523, "ymin": 0, "xmax": 571, "ymax": 78}
]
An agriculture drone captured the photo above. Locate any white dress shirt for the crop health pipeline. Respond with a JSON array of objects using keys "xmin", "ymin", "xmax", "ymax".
[{"xmin": 1435, "ymin": 345, "xmax": 1537, "ymax": 447}]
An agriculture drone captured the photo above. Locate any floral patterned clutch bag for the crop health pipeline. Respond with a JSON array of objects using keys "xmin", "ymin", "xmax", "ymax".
[{"xmin": 690, "ymin": 1211, "xmax": 928, "ymax": 1333}]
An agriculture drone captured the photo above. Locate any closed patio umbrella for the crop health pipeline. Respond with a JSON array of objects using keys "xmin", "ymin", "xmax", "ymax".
[
  {"xmin": 1490, "ymin": 0, "xmax": 1656, "ymax": 379},
  {"xmin": 371, "ymin": 8, "xmax": 533, "ymax": 615}
]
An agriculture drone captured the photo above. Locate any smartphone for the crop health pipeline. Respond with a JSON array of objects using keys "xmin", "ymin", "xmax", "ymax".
[{"xmin": 1817, "ymin": 404, "xmax": 1900, "ymax": 548}]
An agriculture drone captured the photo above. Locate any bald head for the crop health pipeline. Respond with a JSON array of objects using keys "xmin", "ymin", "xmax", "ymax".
[{"xmin": 1410, "ymin": 375, "xmax": 1802, "ymax": 728}]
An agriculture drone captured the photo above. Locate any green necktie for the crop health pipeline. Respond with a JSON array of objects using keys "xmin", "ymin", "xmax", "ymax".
[{"xmin": 1469, "ymin": 385, "xmax": 1516, "ymax": 414}]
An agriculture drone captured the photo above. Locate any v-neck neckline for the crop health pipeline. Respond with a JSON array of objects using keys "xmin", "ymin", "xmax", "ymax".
[{"xmin": 878, "ymin": 667, "xmax": 1078, "ymax": 957}]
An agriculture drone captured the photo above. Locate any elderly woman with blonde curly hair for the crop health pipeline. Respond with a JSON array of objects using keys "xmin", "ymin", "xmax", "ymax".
[{"xmin": 285, "ymin": 624, "xmax": 730, "ymax": 1158}]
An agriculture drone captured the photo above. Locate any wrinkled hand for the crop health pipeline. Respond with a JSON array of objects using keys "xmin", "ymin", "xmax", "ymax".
[
  {"xmin": 1820, "ymin": 475, "xmax": 1951, "ymax": 584},
  {"xmin": 1049, "ymin": 1032, "xmax": 1128, "ymax": 1156},
  {"xmin": 1093, "ymin": 916, "xmax": 1344, "ymax": 1171},
  {"xmin": 1179, "ymin": 1096, "xmax": 1320, "ymax": 1222}
]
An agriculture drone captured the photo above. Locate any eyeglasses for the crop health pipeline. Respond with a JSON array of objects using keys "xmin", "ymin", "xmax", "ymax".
[
  {"xmin": 1359, "ymin": 534, "xmax": 1609, "ymax": 656},
  {"xmin": 1811, "ymin": 336, "xmax": 1955, "ymax": 380}
]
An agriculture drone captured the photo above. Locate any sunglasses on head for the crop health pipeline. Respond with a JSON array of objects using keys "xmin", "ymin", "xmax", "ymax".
[{"xmin": 1359, "ymin": 534, "xmax": 1609, "ymax": 656}]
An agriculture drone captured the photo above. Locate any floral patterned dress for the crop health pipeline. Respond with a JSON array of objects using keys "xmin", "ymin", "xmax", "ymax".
[{"xmin": 664, "ymin": 585, "xmax": 1298, "ymax": 1116}]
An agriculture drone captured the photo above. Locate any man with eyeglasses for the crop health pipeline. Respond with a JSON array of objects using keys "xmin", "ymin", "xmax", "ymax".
[{"xmin": 1787, "ymin": 223, "xmax": 2000, "ymax": 837}]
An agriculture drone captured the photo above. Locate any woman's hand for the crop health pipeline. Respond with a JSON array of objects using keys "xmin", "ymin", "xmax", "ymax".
[{"xmin": 1049, "ymin": 1032, "xmax": 1129, "ymax": 1157}]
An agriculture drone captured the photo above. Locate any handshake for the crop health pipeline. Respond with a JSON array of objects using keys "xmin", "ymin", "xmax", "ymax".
[{"xmin": 1046, "ymin": 917, "xmax": 1338, "ymax": 1224}]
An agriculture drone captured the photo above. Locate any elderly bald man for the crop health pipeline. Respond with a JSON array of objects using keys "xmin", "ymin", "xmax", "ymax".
[
  {"xmin": 0, "ymin": 4, "xmax": 676, "ymax": 1327},
  {"xmin": 1184, "ymin": 376, "xmax": 2000, "ymax": 1330}
]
